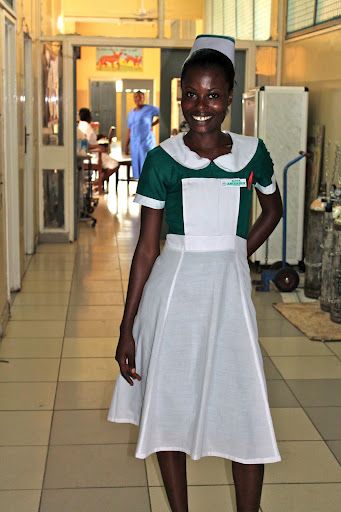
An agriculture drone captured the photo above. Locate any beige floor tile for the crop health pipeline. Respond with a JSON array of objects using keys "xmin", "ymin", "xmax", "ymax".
[
  {"xmin": 74, "ymin": 269, "xmax": 122, "ymax": 280},
  {"xmin": 65, "ymin": 320, "xmax": 119, "ymax": 338},
  {"xmin": 59, "ymin": 358, "xmax": 118, "ymax": 381},
  {"xmin": 10, "ymin": 306, "xmax": 67, "ymax": 321},
  {"xmin": 264, "ymin": 441, "xmax": 341, "ymax": 483},
  {"xmin": 37, "ymin": 244, "xmax": 76, "ymax": 254},
  {"xmin": 77, "ymin": 253, "xmax": 120, "ymax": 263},
  {"xmin": 260, "ymin": 337, "xmax": 331, "ymax": 356},
  {"xmin": 74, "ymin": 259, "xmax": 120, "ymax": 270},
  {"xmin": 271, "ymin": 408, "xmax": 322, "ymax": 440},
  {"xmin": 71, "ymin": 281, "xmax": 122, "ymax": 295},
  {"xmin": 5, "ymin": 321, "xmax": 65, "ymax": 338},
  {"xmin": 50, "ymin": 409, "xmax": 138, "ymax": 445},
  {"xmin": 40, "ymin": 488, "xmax": 150, "ymax": 512},
  {"xmin": 67, "ymin": 305, "xmax": 123, "ymax": 321},
  {"xmin": 23, "ymin": 270, "xmax": 73, "ymax": 281},
  {"xmin": 0, "ymin": 490, "xmax": 41, "ymax": 512},
  {"xmin": 261, "ymin": 483, "xmax": 341, "ymax": 512},
  {"xmin": 0, "ymin": 359, "xmax": 59, "ymax": 382},
  {"xmin": 78, "ymin": 246, "xmax": 119, "ymax": 255},
  {"xmin": 271, "ymin": 356, "xmax": 341, "ymax": 379},
  {"xmin": 258, "ymin": 319, "xmax": 303, "ymax": 337},
  {"xmin": 62, "ymin": 338, "xmax": 118, "ymax": 357},
  {"xmin": 149, "ymin": 485, "xmax": 237, "ymax": 512},
  {"xmin": 31, "ymin": 252, "xmax": 75, "ymax": 262},
  {"xmin": 13, "ymin": 293, "xmax": 70, "ymax": 306},
  {"xmin": 54, "ymin": 381, "xmax": 113, "ymax": 410},
  {"xmin": 146, "ymin": 454, "xmax": 233, "ymax": 486},
  {"xmin": 0, "ymin": 338, "xmax": 63, "ymax": 358},
  {"xmin": 28, "ymin": 260, "xmax": 74, "ymax": 271},
  {"xmin": 69, "ymin": 291, "xmax": 124, "ymax": 306},
  {"xmin": 0, "ymin": 382, "xmax": 56, "ymax": 410},
  {"xmin": 327, "ymin": 342, "xmax": 341, "ymax": 358},
  {"xmin": 43, "ymin": 444, "xmax": 146, "ymax": 488},
  {"xmin": 0, "ymin": 411, "xmax": 52, "ymax": 445},
  {"xmin": 20, "ymin": 281, "xmax": 72, "ymax": 294},
  {"xmin": 267, "ymin": 380, "xmax": 300, "ymax": 408},
  {"xmin": 0, "ymin": 446, "xmax": 47, "ymax": 489}
]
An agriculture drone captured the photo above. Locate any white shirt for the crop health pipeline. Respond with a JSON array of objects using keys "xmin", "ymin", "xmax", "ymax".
[{"xmin": 78, "ymin": 120, "xmax": 97, "ymax": 145}]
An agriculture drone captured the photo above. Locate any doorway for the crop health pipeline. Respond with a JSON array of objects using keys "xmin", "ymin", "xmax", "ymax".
[
  {"xmin": 24, "ymin": 34, "xmax": 34, "ymax": 256},
  {"xmin": 90, "ymin": 81, "xmax": 117, "ymax": 136}
]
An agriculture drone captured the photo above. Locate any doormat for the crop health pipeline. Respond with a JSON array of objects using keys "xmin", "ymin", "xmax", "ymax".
[{"xmin": 273, "ymin": 302, "xmax": 341, "ymax": 341}]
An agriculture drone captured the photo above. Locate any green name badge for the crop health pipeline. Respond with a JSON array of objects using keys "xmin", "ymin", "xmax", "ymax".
[{"xmin": 221, "ymin": 178, "xmax": 247, "ymax": 188}]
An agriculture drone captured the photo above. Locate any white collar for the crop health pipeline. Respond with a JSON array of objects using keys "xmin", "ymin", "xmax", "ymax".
[{"xmin": 160, "ymin": 132, "xmax": 258, "ymax": 173}]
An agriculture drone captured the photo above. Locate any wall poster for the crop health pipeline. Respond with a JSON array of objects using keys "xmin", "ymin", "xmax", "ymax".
[{"xmin": 96, "ymin": 48, "xmax": 143, "ymax": 71}]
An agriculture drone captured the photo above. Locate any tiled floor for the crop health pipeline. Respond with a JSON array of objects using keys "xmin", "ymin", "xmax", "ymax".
[{"xmin": 0, "ymin": 181, "xmax": 341, "ymax": 512}]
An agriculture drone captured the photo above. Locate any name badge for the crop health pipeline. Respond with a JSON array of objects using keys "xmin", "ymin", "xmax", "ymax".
[{"xmin": 221, "ymin": 178, "xmax": 247, "ymax": 188}]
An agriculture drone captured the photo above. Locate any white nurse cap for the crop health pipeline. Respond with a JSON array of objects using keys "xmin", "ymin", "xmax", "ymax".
[{"xmin": 189, "ymin": 34, "xmax": 235, "ymax": 66}]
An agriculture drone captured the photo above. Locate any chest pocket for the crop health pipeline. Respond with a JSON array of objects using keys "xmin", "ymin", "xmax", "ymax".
[{"xmin": 181, "ymin": 178, "xmax": 240, "ymax": 237}]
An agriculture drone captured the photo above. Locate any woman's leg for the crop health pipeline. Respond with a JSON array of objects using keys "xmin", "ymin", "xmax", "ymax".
[
  {"xmin": 157, "ymin": 451, "xmax": 188, "ymax": 512},
  {"xmin": 232, "ymin": 462, "xmax": 264, "ymax": 512}
]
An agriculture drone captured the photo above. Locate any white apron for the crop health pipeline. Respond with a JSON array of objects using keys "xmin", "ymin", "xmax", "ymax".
[{"xmin": 108, "ymin": 177, "xmax": 281, "ymax": 464}]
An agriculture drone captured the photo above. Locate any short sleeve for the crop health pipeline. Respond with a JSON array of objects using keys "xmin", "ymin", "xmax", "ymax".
[
  {"xmin": 150, "ymin": 105, "xmax": 160, "ymax": 118},
  {"xmin": 254, "ymin": 139, "xmax": 276, "ymax": 195},
  {"xmin": 134, "ymin": 151, "xmax": 166, "ymax": 209}
]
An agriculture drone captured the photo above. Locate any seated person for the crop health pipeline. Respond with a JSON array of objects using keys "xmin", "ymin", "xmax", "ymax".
[{"xmin": 78, "ymin": 108, "xmax": 119, "ymax": 189}]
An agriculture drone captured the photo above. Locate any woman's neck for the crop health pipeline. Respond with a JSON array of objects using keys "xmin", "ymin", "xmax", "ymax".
[{"xmin": 183, "ymin": 131, "xmax": 232, "ymax": 160}]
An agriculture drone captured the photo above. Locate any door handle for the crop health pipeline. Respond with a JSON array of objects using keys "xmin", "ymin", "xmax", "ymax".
[{"xmin": 24, "ymin": 126, "xmax": 30, "ymax": 154}]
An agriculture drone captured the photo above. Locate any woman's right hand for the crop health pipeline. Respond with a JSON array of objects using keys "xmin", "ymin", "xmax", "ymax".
[{"xmin": 115, "ymin": 332, "xmax": 141, "ymax": 386}]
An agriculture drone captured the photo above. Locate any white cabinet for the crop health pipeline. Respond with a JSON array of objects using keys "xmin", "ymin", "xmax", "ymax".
[{"xmin": 243, "ymin": 86, "xmax": 309, "ymax": 264}]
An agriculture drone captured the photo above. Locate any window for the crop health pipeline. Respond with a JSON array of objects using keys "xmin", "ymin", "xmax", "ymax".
[
  {"xmin": 209, "ymin": 0, "xmax": 272, "ymax": 41},
  {"xmin": 287, "ymin": 0, "xmax": 341, "ymax": 35}
]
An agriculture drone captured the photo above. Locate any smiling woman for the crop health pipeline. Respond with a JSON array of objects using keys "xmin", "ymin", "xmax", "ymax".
[{"xmin": 108, "ymin": 34, "xmax": 283, "ymax": 512}]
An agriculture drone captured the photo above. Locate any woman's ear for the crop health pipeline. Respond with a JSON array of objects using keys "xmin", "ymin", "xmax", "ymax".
[{"xmin": 228, "ymin": 93, "xmax": 233, "ymax": 106}]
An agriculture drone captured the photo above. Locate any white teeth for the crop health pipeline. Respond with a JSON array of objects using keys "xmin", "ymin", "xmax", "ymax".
[{"xmin": 192, "ymin": 115, "xmax": 212, "ymax": 121}]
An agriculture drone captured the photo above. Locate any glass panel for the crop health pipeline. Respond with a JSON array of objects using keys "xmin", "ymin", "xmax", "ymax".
[
  {"xmin": 255, "ymin": 46, "xmax": 277, "ymax": 87},
  {"xmin": 212, "ymin": 0, "xmax": 224, "ymax": 35},
  {"xmin": 4, "ymin": 0, "xmax": 14, "ymax": 7},
  {"xmin": 42, "ymin": 42, "xmax": 63, "ymax": 146},
  {"xmin": 254, "ymin": 0, "xmax": 271, "ymax": 40},
  {"xmin": 316, "ymin": 0, "xmax": 341, "ymax": 22},
  {"xmin": 224, "ymin": 0, "xmax": 236, "ymax": 37},
  {"xmin": 287, "ymin": 0, "xmax": 315, "ymax": 33},
  {"xmin": 43, "ymin": 169, "xmax": 65, "ymax": 228},
  {"xmin": 236, "ymin": 0, "xmax": 253, "ymax": 39}
]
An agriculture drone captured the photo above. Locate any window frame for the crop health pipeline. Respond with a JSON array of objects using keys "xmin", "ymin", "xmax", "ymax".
[{"xmin": 286, "ymin": 0, "xmax": 341, "ymax": 38}]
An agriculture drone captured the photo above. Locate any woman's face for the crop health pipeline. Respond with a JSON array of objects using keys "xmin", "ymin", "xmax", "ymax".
[
  {"xmin": 181, "ymin": 65, "xmax": 232, "ymax": 135},
  {"xmin": 134, "ymin": 92, "xmax": 145, "ymax": 107}
]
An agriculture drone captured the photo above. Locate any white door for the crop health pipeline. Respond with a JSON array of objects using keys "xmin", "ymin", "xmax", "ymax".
[
  {"xmin": 24, "ymin": 35, "xmax": 34, "ymax": 255},
  {"xmin": 2, "ymin": 14, "xmax": 20, "ymax": 293},
  {"xmin": 0, "ymin": 10, "xmax": 8, "ymax": 330}
]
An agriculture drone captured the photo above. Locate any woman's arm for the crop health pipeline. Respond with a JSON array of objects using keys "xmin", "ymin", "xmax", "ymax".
[
  {"xmin": 247, "ymin": 186, "xmax": 283, "ymax": 258},
  {"xmin": 124, "ymin": 128, "xmax": 131, "ymax": 154},
  {"xmin": 152, "ymin": 117, "xmax": 160, "ymax": 127},
  {"xmin": 116, "ymin": 206, "xmax": 164, "ymax": 385}
]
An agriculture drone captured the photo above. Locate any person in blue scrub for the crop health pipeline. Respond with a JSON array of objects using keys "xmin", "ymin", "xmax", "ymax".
[{"xmin": 124, "ymin": 91, "xmax": 160, "ymax": 179}]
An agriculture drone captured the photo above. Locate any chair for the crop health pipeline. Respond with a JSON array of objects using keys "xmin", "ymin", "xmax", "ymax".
[{"xmin": 83, "ymin": 150, "xmax": 105, "ymax": 194}]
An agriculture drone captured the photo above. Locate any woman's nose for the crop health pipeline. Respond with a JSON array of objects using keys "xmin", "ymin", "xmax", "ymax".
[{"xmin": 195, "ymin": 95, "xmax": 208, "ymax": 109}]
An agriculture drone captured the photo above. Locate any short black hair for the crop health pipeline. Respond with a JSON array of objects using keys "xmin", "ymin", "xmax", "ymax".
[
  {"xmin": 181, "ymin": 48, "xmax": 235, "ymax": 90},
  {"xmin": 79, "ymin": 108, "xmax": 91, "ymax": 122}
]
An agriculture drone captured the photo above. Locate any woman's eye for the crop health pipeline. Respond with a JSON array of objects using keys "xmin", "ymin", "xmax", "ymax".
[
  {"xmin": 185, "ymin": 91, "xmax": 196, "ymax": 98},
  {"xmin": 208, "ymin": 93, "xmax": 219, "ymax": 99}
]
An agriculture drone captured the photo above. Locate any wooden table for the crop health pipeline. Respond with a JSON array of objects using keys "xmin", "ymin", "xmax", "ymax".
[{"xmin": 110, "ymin": 148, "xmax": 133, "ymax": 195}]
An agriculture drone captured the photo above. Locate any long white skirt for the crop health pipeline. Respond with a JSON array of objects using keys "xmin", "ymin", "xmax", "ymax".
[{"xmin": 108, "ymin": 234, "xmax": 281, "ymax": 464}]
